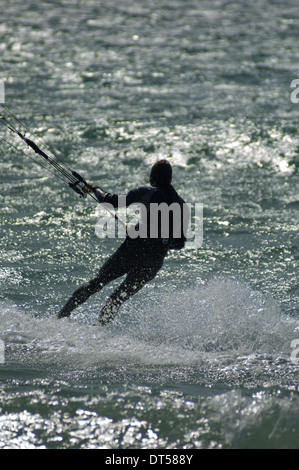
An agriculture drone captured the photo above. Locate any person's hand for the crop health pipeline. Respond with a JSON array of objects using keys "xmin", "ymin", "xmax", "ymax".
[{"xmin": 82, "ymin": 183, "xmax": 96, "ymax": 194}]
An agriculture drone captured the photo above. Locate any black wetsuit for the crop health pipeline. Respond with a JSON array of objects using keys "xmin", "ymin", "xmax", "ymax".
[{"xmin": 57, "ymin": 184, "xmax": 187, "ymax": 324}]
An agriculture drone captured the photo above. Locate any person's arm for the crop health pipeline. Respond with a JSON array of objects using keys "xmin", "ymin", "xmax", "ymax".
[{"xmin": 83, "ymin": 184, "xmax": 150, "ymax": 207}]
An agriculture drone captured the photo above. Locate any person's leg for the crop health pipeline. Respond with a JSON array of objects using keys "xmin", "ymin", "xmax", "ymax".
[
  {"xmin": 57, "ymin": 242, "xmax": 130, "ymax": 318},
  {"xmin": 99, "ymin": 264, "xmax": 162, "ymax": 325},
  {"xmin": 57, "ymin": 275, "xmax": 107, "ymax": 318}
]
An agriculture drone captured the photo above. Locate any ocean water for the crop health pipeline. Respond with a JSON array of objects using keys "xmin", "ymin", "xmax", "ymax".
[{"xmin": 0, "ymin": 0, "xmax": 298, "ymax": 450}]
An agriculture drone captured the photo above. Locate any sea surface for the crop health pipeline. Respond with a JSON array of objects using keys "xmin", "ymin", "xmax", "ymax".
[{"xmin": 0, "ymin": 0, "xmax": 298, "ymax": 450}]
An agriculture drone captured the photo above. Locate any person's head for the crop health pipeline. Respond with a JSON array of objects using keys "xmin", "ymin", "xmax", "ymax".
[{"xmin": 149, "ymin": 160, "xmax": 172, "ymax": 187}]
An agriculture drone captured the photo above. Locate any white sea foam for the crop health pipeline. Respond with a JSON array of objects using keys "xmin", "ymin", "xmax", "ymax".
[{"xmin": 0, "ymin": 278, "xmax": 297, "ymax": 377}]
